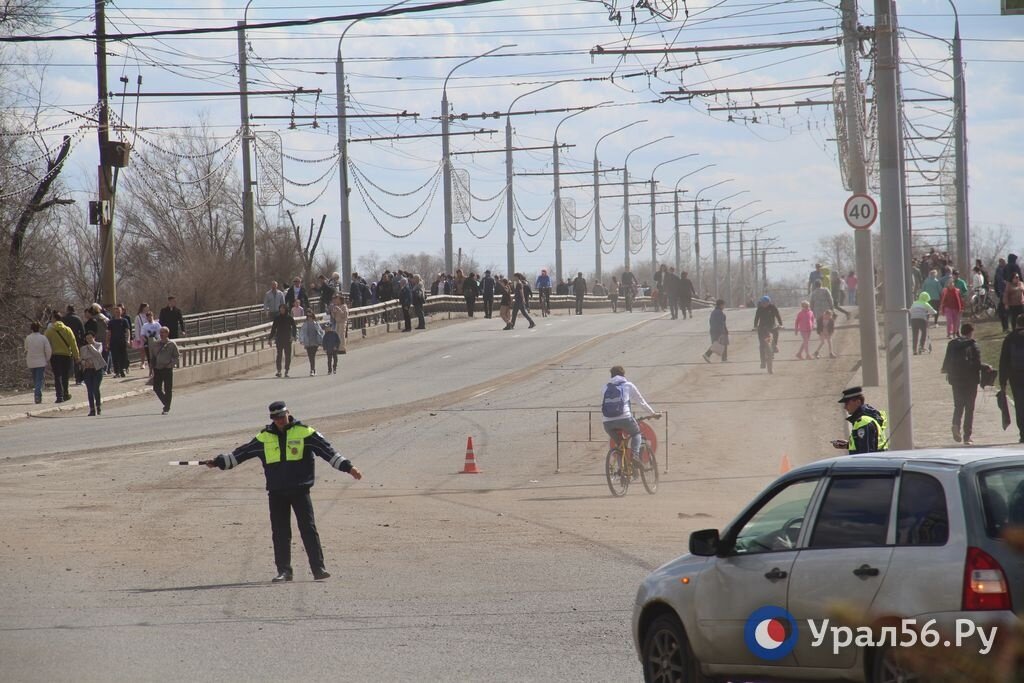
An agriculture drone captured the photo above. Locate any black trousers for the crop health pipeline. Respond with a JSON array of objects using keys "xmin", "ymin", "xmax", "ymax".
[
  {"xmin": 110, "ymin": 342, "xmax": 129, "ymax": 375},
  {"xmin": 275, "ymin": 343, "xmax": 292, "ymax": 374},
  {"xmin": 465, "ymin": 295, "xmax": 476, "ymax": 317},
  {"xmin": 402, "ymin": 305, "xmax": 412, "ymax": 331},
  {"xmin": 51, "ymin": 355, "xmax": 72, "ymax": 401},
  {"xmin": 482, "ymin": 295, "xmax": 494, "ymax": 318},
  {"xmin": 1010, "ymin": 305, "xmax": 1024, "ymax": 330},
  {"xmin": 575, "ymin": 294, "xmax": 584, "ymax": 315},
  {"xmin": 951, "ymin": 380, "xmax": 978, "ymax": 439},
  {"xmin": 668, "ymin": 296, "xmax": 679, "ymax": 319},
  {"xmin": 911, "ymin": 318, "xmax": 928, "ymax": 351},
  {"xmin": 153, "ymin": 367, "xmax": 173, "ymax": 410},
  {"xmin": 269, "ymin": 487, "xmax": 324, "ymax": 573},
  {"xmin": 1010, "ymin": 374, "xmax": 1024, "ymax": 441},
  {"xmin": 414, "ymin": 302, "xmax": 426, "ymax": 329},
  {"xmin": 511, "ymin": 299, "xmax": 534, "ymax": 327}
]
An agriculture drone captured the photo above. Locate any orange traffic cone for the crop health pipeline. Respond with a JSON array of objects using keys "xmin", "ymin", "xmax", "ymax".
[
  {"xmin": 779, "ymin": 454, "xmax": 792, "ymax": 474},
  {"xmin": 461, "ymin": 436, "xmax": 482, "ymax": 474}
]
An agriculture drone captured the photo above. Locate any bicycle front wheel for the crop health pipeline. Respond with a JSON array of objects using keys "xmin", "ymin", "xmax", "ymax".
[
  {"xmin": 606, "ymin": 448, "xmax": 629, "ymax": 497},
  {"xmin": 639, "ymin": 443, "xmax": 659, "ymax": 494}
]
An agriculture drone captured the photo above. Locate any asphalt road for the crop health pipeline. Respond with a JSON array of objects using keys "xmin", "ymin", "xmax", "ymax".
[{"xmin": 0, "ymin": 306, "xmax": 861, "ymax": 682}]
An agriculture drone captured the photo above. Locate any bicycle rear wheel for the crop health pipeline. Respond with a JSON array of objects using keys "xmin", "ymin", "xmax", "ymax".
[
  {"xmin": 639, "ymin": 443, "xmax": 659, "ymax": 494},
  {"xmin": 605, "ymin": 448, "xmax": 629, "ymax": 496},
  {"xmin": 765, "ymin": 345, "xmax": 774, "ymax": 374}
]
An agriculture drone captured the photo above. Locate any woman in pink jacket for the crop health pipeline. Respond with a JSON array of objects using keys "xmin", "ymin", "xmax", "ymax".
[
  {"xmin": 939, "ymin": 278, "xmax": 963, "ymax": 338},
  {"xmin": 794, "ymin": 301, "xmax": 816, "ymax": 360}
]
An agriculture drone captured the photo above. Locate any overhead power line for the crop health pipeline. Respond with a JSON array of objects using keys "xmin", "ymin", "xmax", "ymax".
[{"xmin": 0, "ymin": 0, "xmax": 508, "ymax": 43}]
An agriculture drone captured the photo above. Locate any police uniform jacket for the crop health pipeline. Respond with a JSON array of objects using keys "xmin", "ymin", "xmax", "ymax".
[
  {"xmin": 212, "ymin": 418, "xmax": 352, "ymax": 492},
  {"xmin": 846, "ymin": 405, "xmax": 885, "ymax": 454}
]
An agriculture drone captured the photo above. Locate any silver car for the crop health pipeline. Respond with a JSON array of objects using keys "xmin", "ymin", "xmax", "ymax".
[{"xmin": 632, "ymin": 449, "xmax": 1023, "ymax": 682}]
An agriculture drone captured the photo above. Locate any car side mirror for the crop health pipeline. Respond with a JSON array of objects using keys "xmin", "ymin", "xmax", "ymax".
[{"xmin": 689, "ymin": 528, "xmax": 720, "ymax": 556}]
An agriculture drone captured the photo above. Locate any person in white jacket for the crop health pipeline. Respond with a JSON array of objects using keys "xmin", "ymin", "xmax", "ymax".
[
  {"xmin": 24, "ymin": 322, "xmax": 52, "ymax": 405},
  {"xmin": 600, "ymin": 365, "xmax": 661, "ymax": 462}
]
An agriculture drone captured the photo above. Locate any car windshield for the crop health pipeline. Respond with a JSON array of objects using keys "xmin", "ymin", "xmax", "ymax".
[{"xmin": 978, "ymin": 466, "xmax": 1024, "ymax": 538}]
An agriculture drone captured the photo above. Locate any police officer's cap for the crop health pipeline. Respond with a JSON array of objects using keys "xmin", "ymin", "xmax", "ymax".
[
  {"xmin": 838, "ymin": 386, "xmax": 864, "ymax": 403},
  {"xmin": 269, "ymin": 401, "xmax": 289, "ymax": 417}
]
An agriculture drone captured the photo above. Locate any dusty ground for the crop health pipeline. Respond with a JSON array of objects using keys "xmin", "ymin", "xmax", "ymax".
[{"xmin": 0, "ymin": 307, "xmax": 918, "ymax": 682}]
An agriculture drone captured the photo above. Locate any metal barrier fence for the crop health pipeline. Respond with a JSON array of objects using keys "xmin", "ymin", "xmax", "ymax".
[{"xmin": 554, "ymin": 409, "xmax": 670, "ymax": 475}]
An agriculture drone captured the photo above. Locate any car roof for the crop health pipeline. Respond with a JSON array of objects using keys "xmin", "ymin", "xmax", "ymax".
[{"xmin": 786, "ymin": 447, "xmax": 1024, "ymax": 477}]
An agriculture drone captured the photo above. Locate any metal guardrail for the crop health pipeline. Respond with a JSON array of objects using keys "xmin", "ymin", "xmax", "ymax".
[{"xmin": 172, "ymin": 294, "xmax": 712, "ymax": 369}]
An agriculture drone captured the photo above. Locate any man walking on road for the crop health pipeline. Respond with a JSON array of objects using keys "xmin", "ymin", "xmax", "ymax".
[
  {"xmin": 263, "ymin": 281, "xmax": 285, "ymax": 319},
  {"xmin": 152, "ymin": 326, "xmax": 179, "ymax": 414},
  {"xmin": 999, "ymin": 314, "xmax": 1024, "ymax": 443},
  {"xmin": 206, "ymin": 401, "xmax": 362, "ymax": 582},
  {"xmin": 678, "ymin": 271, "xmax": 696, "ymax": 319},
  {"xmin": 158, "ymin": 296, "xmax": 186, "ymax": 339},
  {"xmin": 572, "ymin": 272, "xmax": 587, "ymax": 315},
  {"xmin": 45, "ymin": 311, "xmax": 78, "ymax": 403},
  {"xmin": 506, "ymin": 274, "xmax": 536, "ymax": 330},
  {"xmin": 481, "ymin": 270, "xmax": 495, "ymax": 319},
  {"xmin": 832, "ymin": 387, "xmax": 887, "ymax": 454},
  {"xmin": 702, "ymin": 300, "xmax": 728, "ymax": 363},
  {"xmin": 942, "ymin": 323, "xmax": 982, "ymax": 444}
]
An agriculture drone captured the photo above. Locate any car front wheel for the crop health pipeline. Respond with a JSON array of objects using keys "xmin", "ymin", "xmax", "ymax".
[
  {"xmin": 870, "ymin": 645, "xmax": 922, "ymax": 683},
  {"xmin": 642, "ymin": 614, "xmax": 708, "ymax": 683}
]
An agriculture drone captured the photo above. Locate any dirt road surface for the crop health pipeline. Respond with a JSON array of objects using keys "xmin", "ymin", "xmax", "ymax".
[{"xmin": 0, "ymin": 308, "xmax": 861, "ymax": 682}]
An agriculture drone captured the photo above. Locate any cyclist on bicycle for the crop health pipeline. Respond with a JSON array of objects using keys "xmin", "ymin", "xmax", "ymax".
[
  {"xmin": 536, "ymin": 269, "xmax": 552, "ymax": 315},
  {"xmin": 601, "ymin": 365, "xmax": 660, "ymax": 463}
]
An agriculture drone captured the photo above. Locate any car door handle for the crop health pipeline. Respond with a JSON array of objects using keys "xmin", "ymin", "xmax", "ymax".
[
  {"xmin": 852, "ymin": 564, "xmax": 880, "ymax": 578},
  {"xmin": 764, "ymin": 567, "xmax": 788, "ymax": 580}
]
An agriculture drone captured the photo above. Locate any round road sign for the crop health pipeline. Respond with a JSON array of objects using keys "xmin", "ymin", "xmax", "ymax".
[{"xmin": 844, "ymin": 194, "xmax": 878, "ymax": 230}]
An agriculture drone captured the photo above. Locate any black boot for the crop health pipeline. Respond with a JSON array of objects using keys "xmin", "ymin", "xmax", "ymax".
[
  {"xmin": 272, "ymin": 569, "xmax": 293, "ymax": 583},
  {"xmin": 312, "ymin": 568, "xmax": 331, "ymax": 580}
]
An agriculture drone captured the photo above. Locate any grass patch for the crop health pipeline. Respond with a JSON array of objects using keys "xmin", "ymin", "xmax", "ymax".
[{"xmin": 974, "ymin": 320, "xmax": 1008, "ymax": 368}]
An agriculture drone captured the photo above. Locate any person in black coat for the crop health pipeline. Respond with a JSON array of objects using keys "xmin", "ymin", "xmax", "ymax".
[
  {"xmin": 572, "ymin": 272, "xmax": 587, "ymax": 315},
  {"xmin": 317, "ymin": 275, "xmax": 336, "ymax": 313},
  {"xmin": 481, "ymin": 270, "xmax": 495, "ymax": 318},
  {"xmin": 463, "ymin": 273, "xmax": 479, "ymax": 317},
  {"xmin": 399, "ymin": 280, "xmax": 413, "ymax": 332},
  {"xmin": 269, "ymin": 304, "xmax": 297, "ymax": 378},
  {"xmin": 158, "ymin": 296, "xmax": 186, "ymax": 339}
]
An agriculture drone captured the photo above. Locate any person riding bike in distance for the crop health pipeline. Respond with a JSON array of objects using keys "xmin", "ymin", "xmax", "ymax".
[
  {"xmin": 536, "ymin": 269, "xmax": 553, "ymax": 315},
  {"xmin": 601, "ymin": 365, "xmax": 661, "ymax": 464}
]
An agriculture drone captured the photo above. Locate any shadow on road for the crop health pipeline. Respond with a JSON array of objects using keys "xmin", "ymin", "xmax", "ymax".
[{"xmin": 121, "ymin": 581, "xmax": 272, "ymax": 593}]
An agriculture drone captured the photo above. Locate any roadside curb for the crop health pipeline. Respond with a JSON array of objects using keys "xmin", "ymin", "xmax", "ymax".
[{"xmin": 0, "ymin": 385, "xmax": 154, "ymax": 424}]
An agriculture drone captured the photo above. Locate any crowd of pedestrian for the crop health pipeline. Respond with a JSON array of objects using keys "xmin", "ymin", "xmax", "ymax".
[{"xmin": 23, "ymin": 297, "xmax": 187, "ymax": 414}]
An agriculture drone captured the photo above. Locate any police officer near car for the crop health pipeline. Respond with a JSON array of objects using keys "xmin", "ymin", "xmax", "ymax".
[
  {"xmin": 206, "ymin": 401, "xmax": 362, "ymax": 582},
  {"xmin": 832, "ymin": 387, "xmax": 887, "ymax": 454}
]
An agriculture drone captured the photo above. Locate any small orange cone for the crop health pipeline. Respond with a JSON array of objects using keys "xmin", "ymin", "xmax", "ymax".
[
  {"xmin": 461, "ymin": 436, "xmax": 482, "ymax": 474},
  {"xmin": 779, "ymin": 454, "xmax": 792, "ymax": 474}
]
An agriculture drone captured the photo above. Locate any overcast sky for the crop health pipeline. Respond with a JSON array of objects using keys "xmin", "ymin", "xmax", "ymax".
[{"xmin": 10, "ymin": 0, "xmax": 1024, "ymax": 283}]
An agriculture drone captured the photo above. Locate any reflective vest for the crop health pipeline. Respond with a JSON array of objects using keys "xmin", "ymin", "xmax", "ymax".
[
  {"xmin": 849, "ymin": 411, "xmax": 888, "ymax": 453},
  {"xmin": 256, "ymin": 424, "xmax": 316, "ymax": 464}
]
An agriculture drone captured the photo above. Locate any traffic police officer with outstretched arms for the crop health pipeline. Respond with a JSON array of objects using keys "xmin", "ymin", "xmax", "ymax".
[{"xmin": 207, "ymin": 401, "xmax": 362, "ymax": 582}]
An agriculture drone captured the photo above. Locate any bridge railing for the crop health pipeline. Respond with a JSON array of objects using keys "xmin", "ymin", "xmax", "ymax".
[{"xmin": 172, "ymin": 294, "xmax": 712, "ymax": 369}]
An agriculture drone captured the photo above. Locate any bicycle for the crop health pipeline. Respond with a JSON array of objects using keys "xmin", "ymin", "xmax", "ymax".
[
  {"xmin": 605, "ymin": 414, "xmax": 661, "ymax": 497},
  {"xmin": 538, "ymin": 287, "xmax": 551, "ymax": 317},
  {"xmin": 967, "ymin": 287, "xmax": 997, "ymax": 321}
]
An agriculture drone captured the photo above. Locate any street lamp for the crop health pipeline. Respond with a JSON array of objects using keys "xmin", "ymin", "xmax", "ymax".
[
  {"xmin": 442, "ymin": 44, "xmax": 515, "ymax": 274},
  {"xmin": 622, "ymin": 135, "xmax": 673, "ymax": 270},
  {"xmin": 649, "ymin": 154, "xmax": 698, "ymax": 272},
  {"xmin": 504, "ymin": 82, "xmax": 559, "ymax": 277},
  {"xmin": 711, "ymin": 189, "xmax": 747, "ymax": 299},
  {"xmin": 727, "ymin": 201, "xmax": 764, "ymax": 305},
  {"xmin": 691, "ymin": 177, "xmax": 731, "ymax": 291},
  {"xmin": 553, "ymin": 101, "xmax": 610, "ymax": 283},
  {"xmin": 336, "ymin": 0, "xmax": 415, "ymax": 283},
  {"xmin": 593, "ymin": 120, "xmax": 645, "ymax": 281},
  {"xmin": 671, "ymin": 163, "xmax": 715, "ymax": 273}
]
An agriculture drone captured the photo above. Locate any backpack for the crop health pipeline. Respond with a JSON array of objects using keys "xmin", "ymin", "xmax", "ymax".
[{"xmin": 602, "ymin": 382, "xmax": 626, "ymax": 418}]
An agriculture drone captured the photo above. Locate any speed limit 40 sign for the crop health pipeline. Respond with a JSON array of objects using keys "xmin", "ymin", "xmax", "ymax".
[{"xmin": 844, "ymin": 194, "xmax": 878, "ymax": 230}]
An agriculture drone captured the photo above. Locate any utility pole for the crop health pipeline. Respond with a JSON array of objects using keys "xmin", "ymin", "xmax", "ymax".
[
  {"xmin": 725, "ymin": 220, "xmax": 732, "ymax": 304},
  {"xmin": 893, "ymin": 3, "xmax": 913, "ymax": 309},
  {"xmin": 505, "ymin": 116, "xmax": 515, "ymax": 276},
  {"xmin": 649, "ymin": 180, "xmax": 657, "ymax": 272},
  {"xmin": 623, "ymin": 165, "xmax": 631, "ymax": 271},
  {"xmin": 336, "ymin": 42, "xmax": 352, "ymax": 283},
  {"xmin": 841, "ymin": 0, "xmax": 880, "ymax": 387},
  {"xmin": 951, "ymin": 2, "xmax": 969, "ymax": 270},
  {"xmin": 711, "ymin": 213, "xmax": 719, "ymax": 300},
  {"xmin": 593, "ymin": 156, "xmax": 602, "ymax": 281},
  {"xmin": 739, "ymin": 230, "xmax": 745, "ymax": 304},
  {"xmin": 875, "ymin": 0, "xmax": 913, "ymax": 450},
  {"xmin": 95, "ymin": 0, "xmax": 116, "ymax": 305},
  {"xmin": 441, "ymin": 91, "xmax": 453, "ymax": 274},
  {"xmin": 553, "ymin": 139, "xmax": 563, "ymax": 282},
  {"xmin": 237, "ymin": 18, "xmax": 257, "ymax": 296},
  {"xmin": 674, "ymin": 190, "xmax": 681, "ymax": 272}
]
